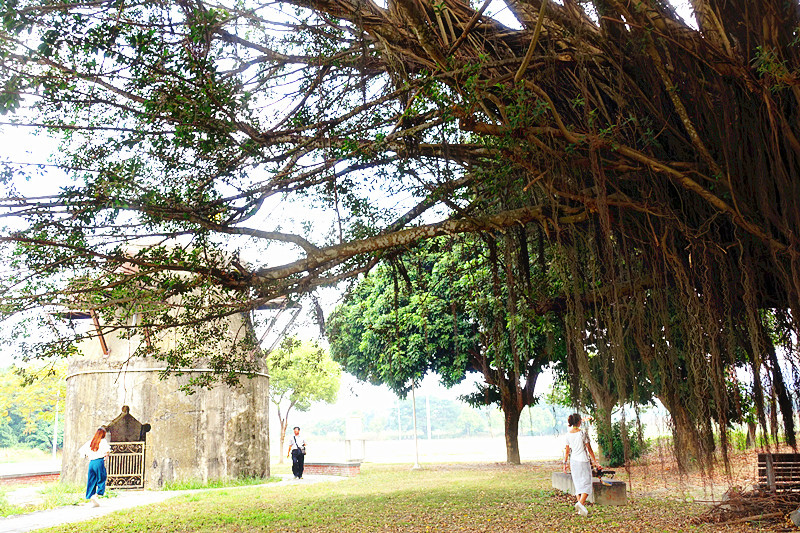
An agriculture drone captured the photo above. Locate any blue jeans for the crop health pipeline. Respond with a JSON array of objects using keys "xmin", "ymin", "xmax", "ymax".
[{"xmin": 86, "ymin": 458, "xmax": 107, "ymax": 499}]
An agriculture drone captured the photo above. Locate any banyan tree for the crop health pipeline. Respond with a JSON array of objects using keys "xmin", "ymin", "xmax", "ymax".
[{"xmin": 1, "ymin": 0, "xmax": 799, "ymax": 467}]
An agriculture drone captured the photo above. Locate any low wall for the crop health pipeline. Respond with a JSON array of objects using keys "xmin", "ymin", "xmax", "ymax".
[
  {"xmin": 0, "ymin": 472, "xmax": 61, "ymax": 486},
  {"xmin": 303, "ymin": 462, "xmax": 361, "ymax": 477},
  {"xmin": 551, "ymin": 472, "xmax": 627, "ymax": 505}
]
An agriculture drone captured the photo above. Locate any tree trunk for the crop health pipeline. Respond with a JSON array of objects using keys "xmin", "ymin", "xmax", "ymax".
[
  {"xmin": 762, "ymin": 326, "xmax": 796, "ymax": 447},
  {"xmin": 276, "ymin": 403, "xmax": 294, "ymax": 465},
  {"xmin": 595, "ymin": 405, "xmax": 614, "ymax": 464},
  {"xmin": 746, "ymin": 421, "xmax": 757, "ymax": 448},
  {"xmin": 277, "ymin": 414, "xmax": 287, "ymax": 464},
  {"xmin": 657, "ymin": 392, "xmax": 705, "ymax": 472},
  {"xmin": 501, "ymin": 393, "xmax": 523, "ymax": 464}
]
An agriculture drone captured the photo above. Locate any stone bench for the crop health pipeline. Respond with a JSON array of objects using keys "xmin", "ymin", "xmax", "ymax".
[
  {"xmin": 303, "ymin": 462, "xmax": 361, "ymax": 477},
  {"xmin": 551, "ymin": 472, "xmax": 627, "ymax": 505}
]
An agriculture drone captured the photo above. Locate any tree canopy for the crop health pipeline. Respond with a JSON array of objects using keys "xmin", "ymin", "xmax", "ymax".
[{"xmin": 1, "ymin": 0, "xmax": 799, "ymax": 465}]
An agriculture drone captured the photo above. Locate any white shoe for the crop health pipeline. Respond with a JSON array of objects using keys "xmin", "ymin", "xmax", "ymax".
[
  {"xmin": 577, "ymin": 502, "xmax": 588, "ymax": 516},
  {"xmin": 91, "ymin": 495, "xmax": 100, "ymax": 507}
]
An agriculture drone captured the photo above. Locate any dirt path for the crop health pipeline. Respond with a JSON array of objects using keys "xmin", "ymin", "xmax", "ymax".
[{"xmin": 0, "ymin": 474, "xmax": 344, "ymax": 533}]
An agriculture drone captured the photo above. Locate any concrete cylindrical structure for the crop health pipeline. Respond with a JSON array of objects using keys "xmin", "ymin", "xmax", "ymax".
[{"xmin": 62, "ymin": 313, "xmax": 269, "ymax": 488}]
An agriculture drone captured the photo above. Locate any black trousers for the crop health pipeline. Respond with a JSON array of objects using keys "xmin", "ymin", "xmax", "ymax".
[{"xmin": 291, "ymin": 448, "xmax": 305, "ymax": 478}]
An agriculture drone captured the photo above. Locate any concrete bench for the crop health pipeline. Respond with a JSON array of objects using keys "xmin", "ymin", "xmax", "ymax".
[
  {"xmin": 552, "ymin": 472, "xmax": 627, "ymax": 505},
  {"xmin": 303, "ymin": 462, "xmax": 361, "ymax": 477}
]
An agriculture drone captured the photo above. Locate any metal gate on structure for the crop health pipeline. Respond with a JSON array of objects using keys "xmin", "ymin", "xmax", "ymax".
[{"xmin": 107, "ymin": 441, "xmax": 146, "ymax": 489}]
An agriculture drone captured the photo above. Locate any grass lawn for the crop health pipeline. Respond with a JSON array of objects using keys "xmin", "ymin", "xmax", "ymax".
[{"xmin": 36, "ymin": 463, "xmax": 762, "ymax": 532}]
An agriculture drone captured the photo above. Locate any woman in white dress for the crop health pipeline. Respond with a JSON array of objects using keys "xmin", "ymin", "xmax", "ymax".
[{"xmin": 562, "ymin": 413, "xmax": 599, "ymax": 516}]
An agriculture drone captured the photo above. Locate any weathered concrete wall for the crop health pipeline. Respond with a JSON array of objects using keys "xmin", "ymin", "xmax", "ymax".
[{"xmin": 63, "ymin": 313, "xmax": 269, "ymax": 488}]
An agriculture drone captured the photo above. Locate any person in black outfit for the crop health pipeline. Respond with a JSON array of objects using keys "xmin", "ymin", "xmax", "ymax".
[{"xmin": 286, "ymin": 426, "xmax": 307, "ymax": 479}]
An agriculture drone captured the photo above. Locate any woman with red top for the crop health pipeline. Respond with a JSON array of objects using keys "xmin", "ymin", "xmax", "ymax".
[{"xmin": 78, "ymin": 427, "xmax": 111, "ymax": 507}]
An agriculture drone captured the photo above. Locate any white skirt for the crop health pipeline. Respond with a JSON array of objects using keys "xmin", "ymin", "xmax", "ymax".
[{"xmin": 570, "ymin": 460, "xmax": 593, "ymax": 495}]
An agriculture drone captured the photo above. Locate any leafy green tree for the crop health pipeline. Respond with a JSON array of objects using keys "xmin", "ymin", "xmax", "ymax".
[
  {"xmin": 328, "ymin": 235, "xmax": 565, "ymax": 463},
  {"xmin": 267, "ymin": 337, "xmax": 341, "ymax": 463}
]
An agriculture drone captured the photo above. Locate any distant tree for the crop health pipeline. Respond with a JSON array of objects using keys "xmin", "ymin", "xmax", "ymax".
[
  {"xmin": 455, "ymin": 409, "xmax": 487, "ymax": 438},
  {"xmin": 267, "ymin": 338, "xmax": 341, "ymax": 463},
  {"xmin": 425, "ymin": 396, "xmax": 463, "ymax": 438},
  {"xmin": 0, "ymin": 421, "xmax": 18, "ymax": 448},
  {"xmin": 310, "ymin": 417, "xmax": 346, "ymax": 440},
  {"xmin": 365, "ymin": 415, "xmax": 387, "ymax": 438},
  {"xmin": 0, "ymin": 364, "xmax": 66, "ymax": 451},
  {"xmin": 524, "ymin": 404, "xmax": 567, "ymax": 437}
]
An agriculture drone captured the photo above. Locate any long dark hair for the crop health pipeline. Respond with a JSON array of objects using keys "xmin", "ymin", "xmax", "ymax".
[
  {"xmin": 567, "ymin": 413, "xmax": 582, "ymax": 427},
  {"xmin": 89, "ymin": 428, "xmax": 106, "ymax": 452}
]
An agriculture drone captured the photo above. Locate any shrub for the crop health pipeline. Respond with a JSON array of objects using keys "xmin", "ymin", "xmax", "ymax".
[{"xmin": 596, "ymin": 420, "xmax": 648, "ymax": 467}]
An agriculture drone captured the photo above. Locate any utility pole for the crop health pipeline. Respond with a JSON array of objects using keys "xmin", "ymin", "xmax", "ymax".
[
  {"xmin": 397, "ymin": 398, "xmax": 402, "ymax": 440},
  {"xmin": 528, "ymin": 404, "xmax": 534, "ymax": 436},
  {"xmin": 52, "ymin": 398, "xmax": 58, "ymax": 460},
  {"xmin": 411, "ymin": 384, "xmax": 421, "ymax": 469},
  {"xmin": 426, "ymin": 394, "xmax": 432, "ymax": 440}
]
